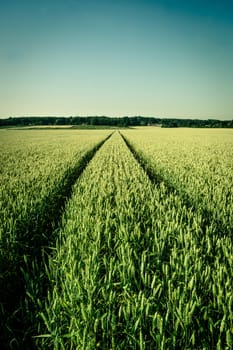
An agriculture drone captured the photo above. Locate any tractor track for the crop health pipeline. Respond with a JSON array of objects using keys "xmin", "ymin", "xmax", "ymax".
[
  {"xmin": 120, "ymin": 131, "xmax": 230, "ymax": 251},
  {"xmin": 0, "ymin": 132, "xmax": 113, "ymax": 350}
]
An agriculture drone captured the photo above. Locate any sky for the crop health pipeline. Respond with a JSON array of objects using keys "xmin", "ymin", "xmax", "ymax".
[{"xmin": 0, "ymin": 0, "xmax": 233, "ymax": 119}]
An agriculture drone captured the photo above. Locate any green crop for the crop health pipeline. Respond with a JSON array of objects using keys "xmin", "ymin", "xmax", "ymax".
[
  {"xmin": 0, "ymin": 128, "xmax": 111, "ymax": 347},
  {"xmin": 0, "ymin": 127, "xmax": 232, "ymax": 349}
]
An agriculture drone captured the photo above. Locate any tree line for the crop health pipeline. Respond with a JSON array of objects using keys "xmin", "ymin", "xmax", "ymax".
[{"xmin": 0, "ymin": 116, "xmax": 232, "ymax": 128}]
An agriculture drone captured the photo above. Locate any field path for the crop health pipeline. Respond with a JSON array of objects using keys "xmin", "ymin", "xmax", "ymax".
[{"xmin": 0, "ymin": 132, "xmax": 112, "ymax": 348}]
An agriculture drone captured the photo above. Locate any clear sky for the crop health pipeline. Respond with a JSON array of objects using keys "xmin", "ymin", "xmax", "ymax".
[{"xmin": 1, "ymin": 0, "xmax": 233, "ymax": 119}]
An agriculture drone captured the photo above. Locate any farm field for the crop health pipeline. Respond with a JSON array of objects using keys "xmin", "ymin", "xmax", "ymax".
[
  {"xmin": 0, "ymin": 127, "xmax": 232, "ymax": 349},
  {"xmin": 121, "ymin": 128, "xmax": 233, "ymax": 237},
  {"xmin": 0, "ymin": 129, "xmax": 111, "ymax": 347}
]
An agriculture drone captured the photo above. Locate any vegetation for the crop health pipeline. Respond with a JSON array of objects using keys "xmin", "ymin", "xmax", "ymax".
[
  {"xmin": 121, "ymin": 128, "xmax": 233, "ymax": 237},
  {"xmin": 0, "ymin": 129, "xmax": 111, "ymax": 347},
  {"xmin": 0, "ymin": 128, "xmax": 232, "ymax": 349},
  {"xmin": 0, "ymin": 116, "xmax": 232, "ymax": 128}
]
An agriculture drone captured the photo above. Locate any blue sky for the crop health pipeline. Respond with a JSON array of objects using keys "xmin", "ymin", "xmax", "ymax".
[{"xmin": 0, "ymin": 0, "xmax": 233, "ymax": 119}]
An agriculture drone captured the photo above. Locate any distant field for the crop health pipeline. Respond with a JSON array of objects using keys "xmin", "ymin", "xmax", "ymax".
[
  {"xmin": 0, "ymin": 128, "xmax": 232, "ymax": 349},
  {"xmin": 2, "ymin": 124, "xmax": 130, "ymax": 130}
]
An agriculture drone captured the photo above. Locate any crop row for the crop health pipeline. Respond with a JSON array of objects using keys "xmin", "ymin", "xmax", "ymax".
[
  {"xmin": 0, "ymin": 129, "xmax": 111, "ymax": 347},
  {"xmin": 0, "ymin": 129, "xmax": 111, "ymax": 254},
  {"xmin": 35, "ymin": 132, "xmax": 232, "ymax": 349},
  {"xmin": 121, "ymin": 128, "xmax": 233, "ymax": 236}
]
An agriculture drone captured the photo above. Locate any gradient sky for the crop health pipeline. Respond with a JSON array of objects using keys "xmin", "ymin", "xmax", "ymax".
[{"xmin": 1, "ymin": 0, "xmax": 233, "ymax": 119}]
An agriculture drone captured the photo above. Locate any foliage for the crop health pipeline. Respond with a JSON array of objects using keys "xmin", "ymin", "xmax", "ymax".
[{"xmin": 0, "ymin": 116, "xmax": 232, "ymax": 128}]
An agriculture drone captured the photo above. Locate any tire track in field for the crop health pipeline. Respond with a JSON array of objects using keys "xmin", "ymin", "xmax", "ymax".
[
  {"xmin": 0, "ymin": 132, "xmax": 114, "ymax": 350},
  {"xmin": 119, "ymin": 132, "xmax": 233, "ymax": 350},
  {"xmin": 120, "ymin": 131, "xmax": 228, "ymax": 240}
]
